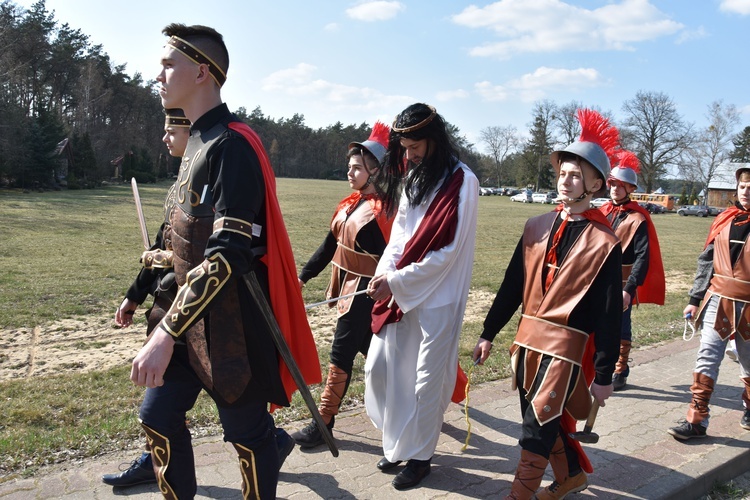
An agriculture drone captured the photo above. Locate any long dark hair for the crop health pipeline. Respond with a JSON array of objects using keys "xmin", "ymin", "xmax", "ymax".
[{"xmin": 378, "ymin": 103, "xmax": 459, "ymax": 217}]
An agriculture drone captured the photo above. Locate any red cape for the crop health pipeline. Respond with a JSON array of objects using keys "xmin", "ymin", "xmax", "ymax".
[
  {"xmin": 228, "ymin": 122, "xmax": 322, "ymax": 411},
  {"xmin": 705, "ymin": 206, "xmax": 743, "ymax": 248},
  {"xmin": 599, "ymin": 200, "xmax": 665, "ymax": 305},
  {"xmin": 334, "ymin": 192, "xmax": 394, "ymax": 243}
]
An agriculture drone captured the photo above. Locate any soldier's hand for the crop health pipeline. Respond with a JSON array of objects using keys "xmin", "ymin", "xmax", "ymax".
[
  {"xmin": 131, "ymin": 327, "xmax": 174, "ymax": 388},
  {"xmin": 115, "ymin": 298, "xmax": 138, "ymax": 327}
]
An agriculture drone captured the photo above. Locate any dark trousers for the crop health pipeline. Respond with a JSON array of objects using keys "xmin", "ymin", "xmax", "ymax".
[
  {"xmin": 329, "ymin": 290, "xmax": 374, "ymax": 374},
  {"xmin": 140, "ymin": 348, "xmax": 279, "ymax": 499},
  {"xmin": 517, "ymin": 350, "xmax": 581, "ymax": 475}
]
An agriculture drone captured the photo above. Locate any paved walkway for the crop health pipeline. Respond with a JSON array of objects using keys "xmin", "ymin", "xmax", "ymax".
[{"xmin": 1, "ymin": 336, "xmax": 749, "ymax": 499}]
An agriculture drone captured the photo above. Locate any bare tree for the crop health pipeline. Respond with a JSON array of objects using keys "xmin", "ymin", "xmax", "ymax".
[
  {"xmin": 553, "ymin": 100, "xmax": 582, "ymax": 147},
  {"xmin": 680, "ymin": 100, "xmax": 740, "ymax": 191},
  {"xmin": 520, "ymin": 100, "xmax": 557, "ymax": 191},
  {"xmin": 621, "ymin": 91, "xmax": 693, "ymax": 192},
  {"xmin": 479, "ymin": 125, "xmax": 519, "ymax": 187}
]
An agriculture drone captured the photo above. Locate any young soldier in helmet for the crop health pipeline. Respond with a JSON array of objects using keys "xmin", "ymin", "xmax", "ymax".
[
  {"xmin": 292, "ymin": 123, "xmax": 394, "ymax": 448},
  {"xmin": 598, "ymin": 150, "xmax": 665, "ymax": 391},
  {"xmin": 668, "ymin": 165, "xmax": 750, "ymax": 440},
  {"xmin": 474, "ymin": 109, "xmax": 622, "ymax": 500},
  {"xmin": 130, "ymin": 24, "xmax": 321, "ymax": 499}
]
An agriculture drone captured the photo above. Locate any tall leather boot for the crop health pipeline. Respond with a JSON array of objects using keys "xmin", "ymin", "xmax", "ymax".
[
  {"xmin": 669, "ymin": 372, "xmax": 714, "ymax": 440},
  {"xmin": 612, "ymin": 340, "xmax": 632, "ymax": 391},
  {"xmin": 505, "ymin": 449, "xmax": 547, "ymax": 500},
  {"xmin": 291, "ymin": 364, "xmax": 349, "ymax": 448},
  {"xmin": 232, "ymin": 432, "xmax": 279, "ymax": 500},
  {"xmin": 535, "ymin": 436, "xmax": 588, "ymax": 499},
  {"xmin": 141, "ymin": 421, "xmax": 196, "ymax": 500}
]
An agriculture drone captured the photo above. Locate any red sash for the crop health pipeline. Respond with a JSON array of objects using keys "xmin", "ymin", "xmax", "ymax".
[
  {"xmin": 370, "ymin": 167, "xmax": 468, "ymax": 403},
  {"xmin": 705, "ymin": 206, "xmax": 744, "ymax": 248},
  {"xmin": 371, "ymin": 168, "xmax": 464, "ymax": 332},
  {"xmin": 228, "ymin": 122, "xmax": 322, "ymax": 410},
  {"xmin": 600, "ymin": 200, "xmax": 665, "ymax": 305}
]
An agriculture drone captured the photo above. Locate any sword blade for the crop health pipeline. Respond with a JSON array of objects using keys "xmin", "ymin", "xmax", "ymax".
[
  {"xmin": 242, "ymin": 272, "xmax": 339, "ymax": 457},
  {"xmin": 305, "ymin": 289, "xmax": 368, "ymax": 310},
  {"xmin": 131, "ymin": 177, "xmax": 151, "ymax": 249}
]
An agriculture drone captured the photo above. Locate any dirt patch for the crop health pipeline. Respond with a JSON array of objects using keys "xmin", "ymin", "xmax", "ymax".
[{"xmin": 0, "ymin": 290, "xmax": 496, "ymax": 381}]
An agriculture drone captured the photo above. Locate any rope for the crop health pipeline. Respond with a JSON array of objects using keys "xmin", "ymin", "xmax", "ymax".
[
  {"xmin": 461, "ymin": 358, "xmax": 480, "ymax": 452},
  {"xmin": 683, "ymin": 312, "xmax": 696, "ymax": 341}
]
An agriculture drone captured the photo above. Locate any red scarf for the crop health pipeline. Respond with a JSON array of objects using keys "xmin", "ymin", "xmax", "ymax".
[
  {"xmin": 228, "ymin": 122, "xmax": 322, "ymax": 410},
  {"xmin": 704, "ymin": 205, "xmax": 750, "ymax": 248},
  {"xmin": 370, "ymin": 167, "xmax": 469, "ymax": 404},
  {"xmin": 334, "ymin": 191, "xmax": 394, "ymax": 243},
  {"xmin": 544, "ymin": 204, "xmax": 612, "ymax": 291},
  {"xmin": 600, "ymin": 200, "xmax": 665, "ymax": 305}
]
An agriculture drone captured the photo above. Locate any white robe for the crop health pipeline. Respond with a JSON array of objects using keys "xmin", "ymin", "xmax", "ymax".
[{"xmin": 364, "ymin": 163, "xmax": 478, "ymax": 462}]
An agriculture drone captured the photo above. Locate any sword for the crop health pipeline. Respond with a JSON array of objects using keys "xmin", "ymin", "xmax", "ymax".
[
  {"xmin": 241, "ymin": 272, "xmax": 339, "ymax": 457},
  {"xmin": 305, "ymin": 289, "xmax": 369, "ymax": 310},
  {"xmin": 131, "ymin": 177, "xmax": 150, "ymax": 249}
]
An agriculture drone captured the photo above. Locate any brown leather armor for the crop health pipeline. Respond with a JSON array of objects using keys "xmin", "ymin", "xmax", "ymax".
[
  {"xmin": 328, "ymin": 201, "xmax": 380, "ymax": 316},
  {"xmin": 511, "ymin": 211, "xmax": 619, "ymax": 425},
  {"xmin": 697, "ymin": 223, "xmax": 750, "ymax": 341}
]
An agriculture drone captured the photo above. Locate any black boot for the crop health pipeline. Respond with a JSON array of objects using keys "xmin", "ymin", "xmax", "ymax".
[
  {"xmin": 392, "ymin": 458, "xmax": 431, "ymax": 490},
  {"xmin": 290, "ymin": 416, "xmax": 334, "ymax": 448},
  {"xmin": 102, "ymin": 451, "xmax": 156, "ymax": 487}
]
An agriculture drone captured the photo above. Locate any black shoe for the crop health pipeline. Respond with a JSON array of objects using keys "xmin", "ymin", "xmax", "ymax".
[
  {"xmin": 392, "ymin": 458, "xmax": 431, "ymax": 490},
  {"xmin": 290, "ymin": 417, "xmax": 334, "ymax": 448},
  {"xmin": 376, "ymin": 456, "xmax": 402, "ymax": 471},
  {"xmin": 741, "ymin": 409, "xmax": 750, "ymax": 431},
  {"xmin": 668, "ymin": 420, "xmax": 707, "ymax": 440},
  {"xmin": 102, "ymin": 452, "xmax": 156, "ymax": 487},
  {"xmin": 612, "ymin": 372, "xmax": 627, "ymax": 391},
  {"xmin": 275, "ymin": 427, "xmax": 295, "ymax": 468}
]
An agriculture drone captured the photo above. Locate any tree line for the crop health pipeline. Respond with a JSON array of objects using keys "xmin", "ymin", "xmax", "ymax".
[{"xmin": 1, "ymin": 1, "xmax": 747, "ymax": 195}]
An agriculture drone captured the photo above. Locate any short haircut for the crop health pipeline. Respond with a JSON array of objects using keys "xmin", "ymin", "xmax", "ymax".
[{"xmin": 162, "ymin": 23, "xmax": 229, "ymax": 77}]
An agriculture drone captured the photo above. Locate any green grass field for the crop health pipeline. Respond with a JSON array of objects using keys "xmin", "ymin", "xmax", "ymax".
[{"xmin": 0, "ymin": 180, "xmax": 710, "ymax": 476}]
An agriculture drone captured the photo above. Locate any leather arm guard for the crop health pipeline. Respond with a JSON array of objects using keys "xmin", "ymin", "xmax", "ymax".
[
  {"xmin": 141, "ymin": 249, "xmax": 174, "ymax": 270},
  {"xmin": 160, "ymin": 252, "xmax": 232, "ymax": 338}
]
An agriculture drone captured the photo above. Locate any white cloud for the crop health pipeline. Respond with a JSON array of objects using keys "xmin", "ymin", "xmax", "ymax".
[
  {"xmin": 476, "ymin": 67, "xmax": 606, "ymax": 102},
  {"xmin": 676, "ymin": 26, "xmax": 708, "ymax": 44},
  {"xmin": 324, "ymin": 22, "xmax": 340, "ymax": 32},
  {"xmin": 436, "ymin": 89, "xmax": 470, "ymax": 102},
  {"xmin": 720, "ymin": 0, "xmax": 750, "ymax": 15},
  {"xmin": 740, "ymin": 104, "xmax": 750, "ymax": 115},
  {"xmin": 261, "ymin": 63, "xmax": 412, "ymax": 112},
  {"xmin": 452, "ymin": 0, "xmax": 683, "ymax": 59},
  {"xmin": 346, "ymin": 1, "xmax": 405, "ymax": 22}
]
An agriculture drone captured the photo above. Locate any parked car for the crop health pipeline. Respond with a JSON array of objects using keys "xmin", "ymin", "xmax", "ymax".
[
  {"xmin": 639, "ymin": 202, "xmax": 666, "ymax": 214},
  {"xmin": 677, "ymin": 205, "xmax": 709, "ymax": 217},
  {"xmin": 531, "ymin": 192, "xmax": 548, "ymax": 203},
  {"xmin": 479, "ymin": 187, "xmax": 494, "ymax": 196},
  {"xmin": 591, "ymin": 197, "xmax": 610, "ymax": 208},
  {"xmin": 544, "ymin": 192, "xmax": 558, "ymax": 204},
  {"xmin": 511, "ymin": 191, "xmax": 532, "ymax": 203},
  {"xmin": 503, "ymin": 187, "xmax": 521, "ymax": 196}
]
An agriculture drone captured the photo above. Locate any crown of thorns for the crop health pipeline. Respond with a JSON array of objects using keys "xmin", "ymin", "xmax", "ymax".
[{"xmin": 392, "ymin": 105, "xmax": 437, "ymax": 134}]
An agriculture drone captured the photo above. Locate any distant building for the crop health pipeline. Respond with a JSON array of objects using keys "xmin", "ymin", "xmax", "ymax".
[{"xmin": 706, "ymin": 162, "xmax": 749, "ymax": 207}]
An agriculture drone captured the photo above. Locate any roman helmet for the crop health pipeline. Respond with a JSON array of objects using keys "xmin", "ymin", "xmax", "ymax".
[
  {"xmin": 609, "ymin": 149, "xmax": 640, "ymax": 189},
  {"xmin": 549, "ymin": 109, "xmax": 620, "ymax": 181},
  {"xmin": 349, "ymin": 121, "xmax": 390, "ymax": 166}
]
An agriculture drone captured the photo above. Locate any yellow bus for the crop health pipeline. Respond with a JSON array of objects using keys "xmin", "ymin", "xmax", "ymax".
[{"xmin": 630, "ymin": 193, "xmax": 676, "ymax": 211}]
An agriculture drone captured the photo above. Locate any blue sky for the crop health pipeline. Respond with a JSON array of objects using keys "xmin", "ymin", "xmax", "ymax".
[{"xmin": 15, "ymin": 0, "xmax": 750, "ymax": 150}]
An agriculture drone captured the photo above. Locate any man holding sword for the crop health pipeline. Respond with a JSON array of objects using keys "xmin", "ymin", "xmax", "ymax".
[{"xmin": 128, "ymin": 23, "xmax": 321, "ymax": 499}]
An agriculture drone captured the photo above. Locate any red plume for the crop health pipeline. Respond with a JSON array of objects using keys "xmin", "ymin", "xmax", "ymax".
[
  {"xmin": 577, "ymin": 109, "xmax": 620, "ymax": 163},
  {"xmin": 368, "ymin": 121, "xmax": 390, "ymax": 149},
  {"xmin": 614, "ymin": 149, "xmax": 640, "ymax": 174}
]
